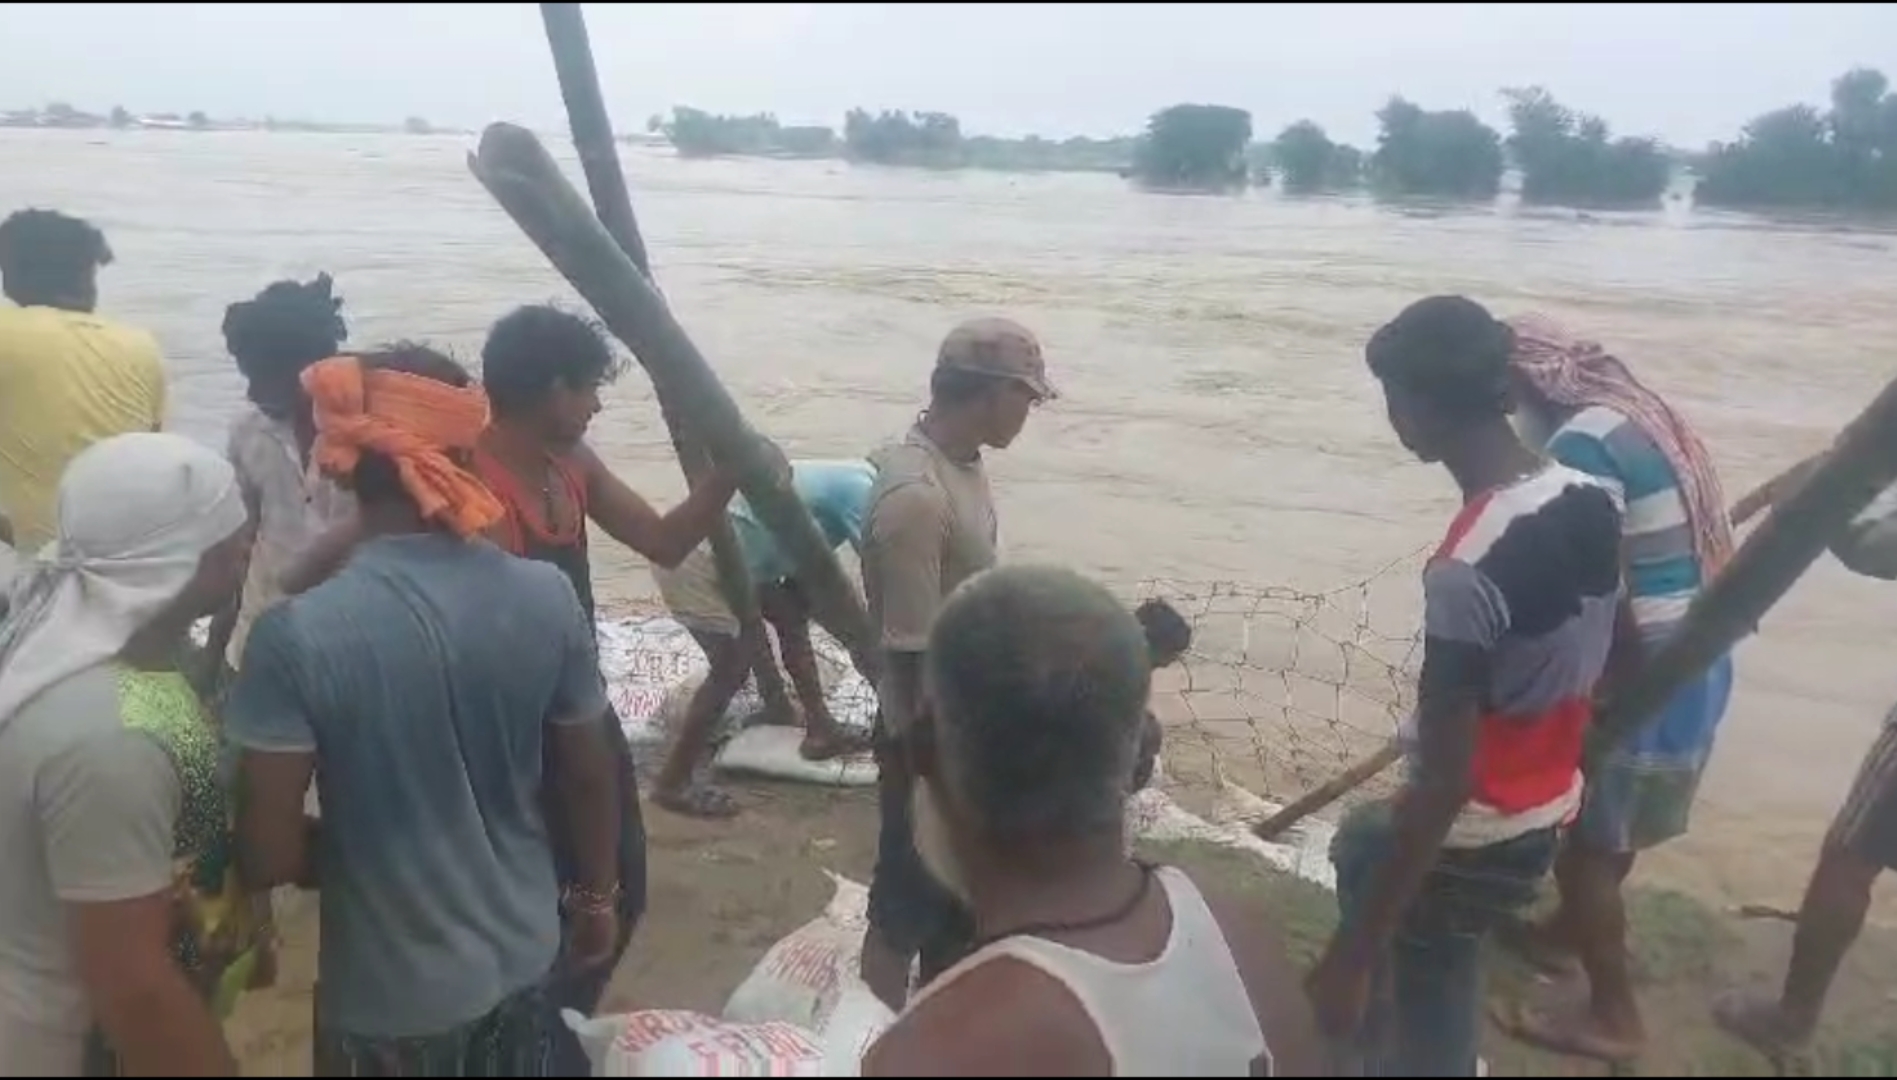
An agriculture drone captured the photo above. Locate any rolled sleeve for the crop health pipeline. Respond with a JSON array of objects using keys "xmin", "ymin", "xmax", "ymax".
[
  {"xmin": 39, "ymin": 731, "xmax": 181, "ymax": 904},
  {"xmin": 865, "ymin": 482, "xmax": 950, "ymax": 652},
  {"xmin": 224, "ymin": 608, "xmax": 320, "ymax": 753}
]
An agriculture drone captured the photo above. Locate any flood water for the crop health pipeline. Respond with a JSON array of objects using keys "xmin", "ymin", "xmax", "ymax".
[{"xmin": 5, "ymin": 128, "xmax": 1896, "ymax": 909}]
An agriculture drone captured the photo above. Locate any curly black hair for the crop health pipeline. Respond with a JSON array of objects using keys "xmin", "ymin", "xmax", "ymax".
[
  {"xmin": 1134, "ymin": 598, "xmax": 1192, "ymax": 665},
  {"xmin": 223, "ymin": 274, "xmax": 347, "ymax": 408},
  {"xmin": 0, "ymin": 208, "xmax": 113, "ymax": 307},
  {"xmin": 1364, "ymin": 295, "xmax": 1515, "ymax": 420},
  {"xmin": 480, "ymin": 304, "xmax": 627, "ymax": 418}
]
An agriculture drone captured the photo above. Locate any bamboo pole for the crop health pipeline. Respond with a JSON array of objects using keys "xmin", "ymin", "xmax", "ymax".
[
  {"xmin": 468, "ymin": 122, "xmax": 876, "ymax": 662},
  {"xmin": 538, "ymin": 2, "xmax": 785, "ymax": 704},
  {"xmin": 1256, "ymin": 370, "xmax": 1897, "ymax": 842},
  {"xmin": 1591, "ymin": 371, "xmax": 1897, "ymax": 747},
  {"xmin": 1253, "ymin": 741, "xmax": 1401, "ymax": 842}
]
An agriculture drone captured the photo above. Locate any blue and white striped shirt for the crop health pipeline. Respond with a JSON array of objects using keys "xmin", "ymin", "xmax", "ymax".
[{"xmin": 1546, "ymin": 405, "xmax": 1702, "ymax": 646}]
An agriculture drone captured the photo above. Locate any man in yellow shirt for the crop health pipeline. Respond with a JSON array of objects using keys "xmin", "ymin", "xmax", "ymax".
[{"xmin": 0, "ymin": 209, "xmax": 166, "ymax": 555}]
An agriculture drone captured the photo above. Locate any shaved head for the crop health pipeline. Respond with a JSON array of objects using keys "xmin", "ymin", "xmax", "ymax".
[{"xmin": 923, "ymin": 565, "xmax": 1150, "ymax": 847}]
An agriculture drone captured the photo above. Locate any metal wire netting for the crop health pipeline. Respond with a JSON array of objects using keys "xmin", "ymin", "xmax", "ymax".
[
  {"xmin": 1127, "ymin": 546, "xmax": 1429, "ymax": 821},
  {"xmin": 601, "ymin": 547, "xmax": 1432, "ymax": 826}
]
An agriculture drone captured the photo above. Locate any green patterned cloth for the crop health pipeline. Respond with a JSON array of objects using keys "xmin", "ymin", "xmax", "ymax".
[{"xmin": 86, "ymin": 667, "xmax": 262, "ymax": 1077}]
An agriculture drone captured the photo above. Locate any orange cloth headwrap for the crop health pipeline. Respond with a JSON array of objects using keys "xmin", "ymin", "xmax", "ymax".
[{"xmin": 301, "ymin": 355, "xmax": 504, "ymax": 537}]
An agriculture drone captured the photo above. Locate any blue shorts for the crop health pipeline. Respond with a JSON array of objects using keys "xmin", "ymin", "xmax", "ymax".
[{"xmin": 1577, "ymin": 654, "xmax": 1733, "ymax": 854}]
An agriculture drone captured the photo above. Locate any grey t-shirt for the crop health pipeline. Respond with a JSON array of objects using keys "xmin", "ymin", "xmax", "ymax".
[
  {"xmin": 0, "ymin": 665, "xmax": 180, "ymax": 1073},
  {"xmin": 224, "ymin": 532, "xmax": 608, "ymax": 1039},
  {"xmin": 863, "ymin": 426, "xmax": 999, "ymax": 734}
]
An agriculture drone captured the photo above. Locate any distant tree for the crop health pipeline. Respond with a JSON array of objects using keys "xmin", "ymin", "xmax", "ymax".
[
  {"xmin": 775, "ymin": 125, "xmax": 837, "ymax": 157},
  {"xmin": 403, "ymin": 116, "xmax": 434, "ymax": 135},
  {"xmin": 962, "ymin": 132, "xmax": 1136, "ymax": 173},
  {"xmin": 661, "ymin": 106, "xmax": 783, "ymax": 157},
  {"xmin": 1330, "ymin": 144, "xmax": 1367, "ymax": 187},
  {"xmin": 1696, "ymin": 67, "xmax": 1897, "ymax": 211},
  {"xmin": 187, "ymin": 110, "xmax": 209, "ymax": 129},
  {"xmin": 1244, "ymin": 141, "xmax": 1274, "ymax": 184},
  {"xmin": 1131, "ymin": 104, "xmax": 1251, "ymax": 190},
  {"xmin": 109, "ymin": 105, "xmax": 132, "ymax": 128},
  {"xmin": 646, "ymin": 113, "xmax": 664, "ymax": 134},
  {"xmin": 1370, "ymin": 96, "xmax": 1505, "ymax": 200},
  {"xmin": 1271, "ymin": 120, "xmax": 1363, "ymax": 192},
  {"xmin": 843, "ymin": 108, "xmax": 964, "ymax": 166},
  {"xmin": 1502, "ymin": 86, "xmax": 1670, "ymax": 208}
]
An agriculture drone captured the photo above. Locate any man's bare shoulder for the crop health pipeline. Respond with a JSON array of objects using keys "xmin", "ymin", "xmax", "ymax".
[{"xmin": 865, "ymin": 957, "xmax": 1109, "ymax": 1078}]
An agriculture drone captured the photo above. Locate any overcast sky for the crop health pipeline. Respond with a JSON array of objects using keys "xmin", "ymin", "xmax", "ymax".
[{"xmin": 3, "ymin": 2, "xmax": 1893, "ymax": 147}]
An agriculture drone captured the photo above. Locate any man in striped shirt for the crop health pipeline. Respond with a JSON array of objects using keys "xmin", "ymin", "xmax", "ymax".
[
  {"xmin": 1497, "ymin": 315, "xmax": 1736, "ymax": 1063},
  {"xmin": 1309, "ymin": 297, "xmax": 1623, "ymax": 1075},
  {"xmin": 1715, "ymin": 472, "xmax": 1897, "ymax": 1064}
]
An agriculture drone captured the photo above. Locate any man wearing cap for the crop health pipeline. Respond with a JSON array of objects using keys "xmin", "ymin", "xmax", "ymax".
[{"xmin": 857, "ymin": 317, "xmax": 1055, "ymax": 1012}]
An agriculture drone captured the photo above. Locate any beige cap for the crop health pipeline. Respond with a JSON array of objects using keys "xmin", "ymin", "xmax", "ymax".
[{"xmin": 935, "ymin": 317, "xmax": 1057, "ymax": 400}]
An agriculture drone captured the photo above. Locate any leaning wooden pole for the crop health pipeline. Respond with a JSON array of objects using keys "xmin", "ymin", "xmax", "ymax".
[
  {"xmin": 538, "ymin": 2, "xmax": 780, "ymax": 697},
  {"xmin": 1258, "ymin": 370, "xmax": 1897, "ymax": 843},
  {"xmin": 1592, "ymin": 370, "xmax": 1897, "ymax": 747},
  {"xmin": 469, "ymin": 122, "xmax": 875, "ymax": 661}
]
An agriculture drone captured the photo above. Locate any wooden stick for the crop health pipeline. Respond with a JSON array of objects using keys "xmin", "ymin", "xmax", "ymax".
[
  {"xmin": 538, "ymin": 4, "xmax": 650, "ymax": 277},
  {"xmin": 537, "ymin": 2, "xmax": 787, "ymax": 705},
  {"xmin": 1594, "ymin": 370, "xmax": 1897, "ymax": 748},
  {"xmin": 468, "ymin": 122, "xmax": 876, "ymax": 662},
  {"xmin": 1253, "ymin": 741, "xmax": 1401, "ymax": 842}
]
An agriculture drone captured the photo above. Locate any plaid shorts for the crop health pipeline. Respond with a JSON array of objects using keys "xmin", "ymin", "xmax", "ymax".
[{"xmin": 1829, "ymin": 720, "xmax": 1897, "ymax": 871}]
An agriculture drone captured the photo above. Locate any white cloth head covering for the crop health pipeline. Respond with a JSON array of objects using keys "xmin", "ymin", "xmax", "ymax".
[{"xmin": 0, "ymin": 432, "xmax": 248, "ymax": 730}]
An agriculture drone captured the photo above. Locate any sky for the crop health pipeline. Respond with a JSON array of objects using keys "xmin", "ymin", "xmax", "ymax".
[{"xmin": 3, "ymin": 2, "xmax": 1894, "ymax": 148}]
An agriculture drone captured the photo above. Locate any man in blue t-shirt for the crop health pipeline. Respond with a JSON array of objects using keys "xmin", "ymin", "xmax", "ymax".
[
  {"xmin": 652, "ymin": 459, "xmax": 877, "ymax": 818},
  {"xmin": 223, "ymin": 346, "xmax": 620, "ymax": 1076}
]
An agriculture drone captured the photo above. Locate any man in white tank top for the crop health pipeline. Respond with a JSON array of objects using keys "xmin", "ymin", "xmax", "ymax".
[{"xmin": 862, "ymin": 566, "xmax": 1325, "ymax": 1077}]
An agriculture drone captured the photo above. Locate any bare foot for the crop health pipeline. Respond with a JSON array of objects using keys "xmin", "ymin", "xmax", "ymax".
[
  {"xmin": 1493, "ymin": 912, "xmax": 1582, "ymax": 976},
  {"xmin": 1713, "ymin": 989, "xmax": 1814, "ymax": 1066},
  {"xmin": 654, "ymin": 781, "xmax": 741, "ymax": 820},
  {"xmin": 800, "ymin": 727, "xmax": 872, "ymax": 762},
  {"xmin": 1496, "ymin": 996, "xmax": 1644, "ymax": 1064}
]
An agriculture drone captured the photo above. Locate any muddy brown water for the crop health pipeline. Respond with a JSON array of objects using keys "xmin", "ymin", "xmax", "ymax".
[{"xmin": 6, "ymin": 128, "xmax": 1896, "ymax": 913}]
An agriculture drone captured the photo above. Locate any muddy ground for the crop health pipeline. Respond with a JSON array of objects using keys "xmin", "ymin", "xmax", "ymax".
[{"xmin": 225, "ymin": 779, "xmax": 1896, "ymax": 1077}]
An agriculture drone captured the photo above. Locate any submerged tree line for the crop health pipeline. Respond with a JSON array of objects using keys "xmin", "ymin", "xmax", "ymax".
[{"xmin": 646, "ymin": 66, "xmax": 1897, "ymax": 214}]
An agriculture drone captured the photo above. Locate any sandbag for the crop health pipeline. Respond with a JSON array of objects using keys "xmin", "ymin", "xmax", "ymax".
[
  {"xmin": 812, "ymin": 983, "xmax": 894, "ymax": 1077},
  {"xmin": 564, "ymin": 1008, "xmax": 826, "ymax": 1077},
  {"xmin": 715, "ymin": 726, "xmax": 878, "ymax": 789},
  {"xmin": 724, "ymin": 873, "xmax": 869, "ymax": 1028},
  {"xmin": 598, "ymin": 616, "xmax": 876, "ymax": 762}
]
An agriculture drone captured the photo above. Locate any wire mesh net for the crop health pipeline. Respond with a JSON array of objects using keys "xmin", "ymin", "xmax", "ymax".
[
  {"xmin": 1128, "ymin": 546, "xmax": 1431, "ymax": 823},
  {"xmin": 599, "ymin": 546, "xmax": 1433, "ymax": 828}
]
